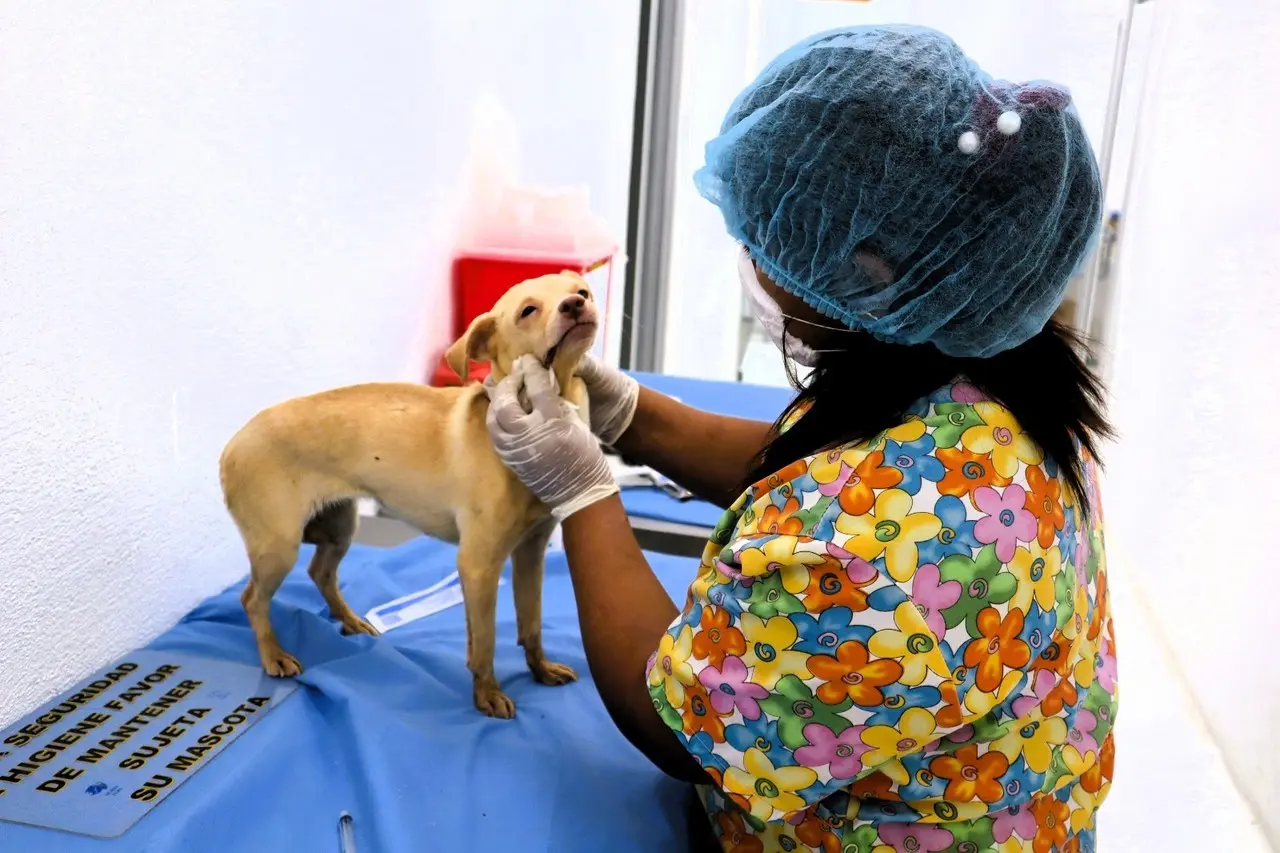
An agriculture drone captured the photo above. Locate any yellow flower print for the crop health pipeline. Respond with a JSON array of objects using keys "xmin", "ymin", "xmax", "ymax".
[
  {"xmin": 867, "ymin": 602, "xmax": 951, "ymax": 686},
  {"xmin": 998, "ymin": 838, "xmax": 1029, "ymax": 853},
  {"xmin": 838, "ymin": 489, "xmax": 942, "ymax": 583},
  {"xmin": 860, "ymin": 707, "xmax": 938, "ymax": 768},
  {"xmin": 961, "ymin": 402, "xmax": 1043, "ymax": 479},
  {"xmin": 808, "ymin": 446, "xmax": 867, "ymax": 487},
  {"xmin": 1008, "ymin": 542, "xmax": 1062, "ymax": 613},
  {"xmin": 992, "ymin": 714, "xmax": 1069, "ymax": 774},
  {"xmin": 885, "ymin": 418, "xmax": 926, "ymax": 443},
  {"xmin": 1070, "ymin": 781, "xmax": 1110, "ymax": 834},
  {"xmin": 724, "ymin": 746, "xmax": 818, "ymax": 821},
  {"xmin": 739, "ymin": 613, "xmax": 811, "ymax": 688},
  {"xmin": 738, "ymin": 536, "xmax": 825, "ymax": 594},
  {"xmin": 963, "ymin": 669, "xmax": 1025, "ymax": 717},
  {"xmin": 904, "ymin": 798, "xmax": 989, "ymax": 824},
  {"xmin": 649, "ymin": 625, "xmax": 696, "ymax": 708}
]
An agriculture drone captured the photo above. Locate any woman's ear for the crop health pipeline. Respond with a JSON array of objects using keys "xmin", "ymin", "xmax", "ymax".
[{"xmin": 445, "ymin": 313, "xmax": 498, "ymax": 383}]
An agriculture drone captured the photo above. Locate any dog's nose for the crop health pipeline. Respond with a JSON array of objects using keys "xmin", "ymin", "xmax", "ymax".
[{"xmin": 559, "ymin": 295, "xmax": 585, "ymax": 319}]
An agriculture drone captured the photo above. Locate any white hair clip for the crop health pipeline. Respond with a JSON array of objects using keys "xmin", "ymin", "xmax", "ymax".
[
  {"xmin": 957, "ymin": 131, "xmax": 980, "ymax": 154},
  {"xmin": 997, "ymin": 110, "xmax": 1022, "ymax": 136}
]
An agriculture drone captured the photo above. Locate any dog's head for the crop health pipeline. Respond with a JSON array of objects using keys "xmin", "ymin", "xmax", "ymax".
[{"xmin": 445, "ymin": 271, "xmax": 599, "ymax": 385}]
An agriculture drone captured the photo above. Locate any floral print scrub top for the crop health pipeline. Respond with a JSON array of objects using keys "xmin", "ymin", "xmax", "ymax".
[{"xmin": 646, "ymin": 382, "xmax": 1116, "ymax": 853}]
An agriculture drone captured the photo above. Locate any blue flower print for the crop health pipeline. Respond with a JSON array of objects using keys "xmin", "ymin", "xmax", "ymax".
[
  {"xmin": 705, "ymin": 580, "xmax": 750, "ymax": 616},
  {"xmin": 724, "ymin": 715, "xmax": 795, "ymax": 767},
  {"xmin": 1058, "ymin": 509, "xmax": 1078, "ymax": 568},
  {"xmin": 810, "ymin": 497, "xmax": 843, "ymax": 542},
  {"xmin": 867, "ymin": 584, "xmax": 908, "ymax": 612},
  {"xmin": 989, "ymin": 755, "xmax": 1048, "ymax": 813},
  {"xmin": 898, "ymin": 753, "xmax": 949, "ymax": 802},
  {"xmin": 882, "ymin": 435, "xmax": 944, "ymax": 495},
  {"xmin": 791, "ymin": 607, "xmax": 874, "ymax": 655},
  {"xmin": 1019, "ymin": 602, "xmax": 1056, "ymax": 659},
  {"xmin": 687, "ymin": 731, "xmax": 730, "ymax": 774},
  {"xmin": 865, "ymin": 682, "xmax": 943, "ymax": 725},
  {"xmin": 917, "ymin": 495, "xmax": 982, "ymax": 566},
  {"xmin": 798, "ymin": 776, "xmax": 850, "ymax": 804},
  {"xmin": 856, "ymin": 797, "xmax": 923, "ymax": 824}
]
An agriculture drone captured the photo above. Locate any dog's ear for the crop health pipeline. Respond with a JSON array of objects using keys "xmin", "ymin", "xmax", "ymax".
[{"xmin": 445, "ymin": 313, "xmax": 498, "ymax": 383}]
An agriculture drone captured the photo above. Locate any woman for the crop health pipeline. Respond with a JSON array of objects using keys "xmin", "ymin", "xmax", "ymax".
[{"xmin": 487, "ymin": 25, "xmax": 1116, "ymax": 853}]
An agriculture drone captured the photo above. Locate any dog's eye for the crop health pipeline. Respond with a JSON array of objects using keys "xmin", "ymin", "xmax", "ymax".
[
  {"xmin": 577, "ymin": 289, "xmax": 590, "ymax": 300},
  {"xmin": 519, "ymin": 305, "xmax": 537, "ymax": 319}
]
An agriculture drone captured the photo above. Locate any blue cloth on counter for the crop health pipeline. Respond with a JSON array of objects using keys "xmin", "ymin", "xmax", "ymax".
[
  {"xmin": 620, "ymin": 373, "xmax": 792, "ymax": 526},
  {"xmin": 0, "ymin": 539, "xmax": 701, "ymax": 853}
]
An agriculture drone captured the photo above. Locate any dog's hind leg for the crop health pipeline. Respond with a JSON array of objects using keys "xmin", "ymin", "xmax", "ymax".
[
  {"xmin": 512, "ymin": 520, "xmax": 577, "ymax": 687},
  {"xmin": 303, "ymin": 500, "xmax": 378, "ymax": 637},
  {"xmin": 241, "ymin": 540, "xmax": 303, "ymax": 678},
  {"xmin": 454, "ymin": 520, "xmax": 522, "ymax": 719}
]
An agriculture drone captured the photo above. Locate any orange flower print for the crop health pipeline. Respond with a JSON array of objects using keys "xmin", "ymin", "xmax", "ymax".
[
  {"xmin": 849, "ymin": 771, "xmax": 900, "ymax": 802},
  {"xmin": 681, "ymin": 680, "xmax": 727, "ymax": 742},
  {"xmin": 715, "ymin": 810, "xmax": 764, "ymax": 853},
  {"xmin": 963, "ymin": 607, "xmax": 1032, "ymax": 694},
  {"xmin": 758, "ymin": 496, "xmax": 805, "ymax": 536},
  {"xmin": 930, "ymin": 744, "xmax": 1010, "ymax": 803},
  {"xmin": 1030, "ymin": 796, "xmax": 1070, "ymax": 853},
  {"xmin": 795, "ymin": 813, "xmax": 841, "ymax": 853},
  {"xmin": 691, "ymin": 607, "xmax": 746, "ymax": 669},
  {"xmin": 937, "ymin": 446, "xmax": 1012, "ymax": 505},
  {"xmin": 1023, "ymin": 464, "xmax": 1065, "ymax": 549},
  {"xmin": 752, "ymin": 459, "xmax": 810, "ymax": 501},
  {"xmin": 803, "ymin": 553, "xmax": 875, "ymax": 613},
  {"xmin": 807, "ymin": 640, "xmax": 904, "ymax": 706},
  {"xmin": 837, "ymin": 450, "xmax": 903, "ymax": 516}
]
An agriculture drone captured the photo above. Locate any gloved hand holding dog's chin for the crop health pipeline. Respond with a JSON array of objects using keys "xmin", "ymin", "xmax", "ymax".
[{"xmin": 484, "ymin": 355, "xmax": 619, "ymax": 521}]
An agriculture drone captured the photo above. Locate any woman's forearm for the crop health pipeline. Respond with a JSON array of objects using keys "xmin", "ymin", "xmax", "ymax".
[
  {"xmin": 612, "ymin": 386, "xmax": 775, "ymax": 507},
  {"xmin": 561, "ymin": 496, "xmax": 709, "ymax": 783}
]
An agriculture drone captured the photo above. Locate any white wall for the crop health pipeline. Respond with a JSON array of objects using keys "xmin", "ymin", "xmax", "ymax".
[
  {"xmin": 1104, "ymin": 0, "xmax": 1280, "ymax": 846},
  {"xmin": 0, "ymin": 0, "xmax": 637, "ymax": 725}
]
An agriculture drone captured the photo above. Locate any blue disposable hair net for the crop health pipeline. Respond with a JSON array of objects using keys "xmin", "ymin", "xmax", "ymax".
[{"xmin": 695, "ymin": 25, "xmax": 1103, "ymax": 357}]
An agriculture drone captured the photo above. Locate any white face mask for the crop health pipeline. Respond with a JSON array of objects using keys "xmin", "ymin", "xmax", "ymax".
[{"xmin": 737, "ymin": 250, "xmax": 844, "ymax": 368}]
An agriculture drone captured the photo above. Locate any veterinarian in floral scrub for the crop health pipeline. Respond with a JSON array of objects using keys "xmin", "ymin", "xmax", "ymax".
[{"xmin": 487, "ymin": 25, "xmax": 1117, "ymax": 853}]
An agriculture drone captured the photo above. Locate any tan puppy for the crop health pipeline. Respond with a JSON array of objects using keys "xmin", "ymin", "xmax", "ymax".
[{"xmin": 219, "ymin": 272, "xmax": 598, "ymax": 718}]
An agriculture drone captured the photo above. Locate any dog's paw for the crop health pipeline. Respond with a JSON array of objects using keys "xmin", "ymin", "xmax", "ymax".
[
  {"xmin": 262, "ymin": 649, "xmax": 302, "ymax": 678},
  {"xmin": 532, "ymin": 660, "xmax": 578, "ymax": 687},
  {"xmin": 474, "ymin": 684, "xmax": 516, "ymax": 719},
  {"xmin": 340, "ymin": 615, "xmax": 380, "ymax": 637}
]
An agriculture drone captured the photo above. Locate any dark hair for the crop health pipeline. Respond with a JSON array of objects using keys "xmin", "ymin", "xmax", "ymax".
[{"xmin": 745, "ymin": 318, "xmax": 1114, "ymax": 512}]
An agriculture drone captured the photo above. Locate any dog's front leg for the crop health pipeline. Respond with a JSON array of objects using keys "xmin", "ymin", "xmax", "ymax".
[
  {"xmin": 512, "ymin": 521, "xmax": 578, "ymax": 687},
  {"xmin": 456, "ymin": 527, "xmax": 518, "ymax": 719}
]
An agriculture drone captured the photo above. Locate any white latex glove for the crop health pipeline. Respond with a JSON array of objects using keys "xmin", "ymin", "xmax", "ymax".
[
  {"xmin": 574, "ymin": 356, "xmax": 640, "ymax": 447},
  {"xmin": 485, "ymin": 355, "xmax": 620, "ymax": 521}
]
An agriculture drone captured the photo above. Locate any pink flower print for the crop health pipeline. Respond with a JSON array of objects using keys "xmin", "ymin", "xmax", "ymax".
[
  {"xmin": 1011, "ymin": 669, "xmax": 1056, "ymax": 718},
  {"xmin": 1067, "ymin": 708, "xmax": 1099, "ymax": 758},
  {"xmin": 818, "ymin": 460, "xmax": 857, "ymax": 497},
  {"xmin": 993, "ymin": 802, "xmax": 1037, "ymax": 843},
  {"xmin": 910, "ymin": 563, "xmax": 962, "ymax": 636},
  {"xmin": 1095, "ymin": 635, "xmax": 1118, "ymax": 692},
  {"xmin": 715, "ymin": 558, "xmax": 754, "ymax": 586},
  {"xmin": 698, "ymin": 655, "xmax": 769, "ymax": 719},
  {"xmin": 951, "ymin": 381, "xmax": 987, "ymax": 404},
  {"xmin": 794, "ymin": 722, "xmax": 870, "ymax": 779},
  {"xmin": 1074, "ymin": 527, "xmax": 1091, "ymax": 586},
  {"xmin": 879, "ymin": 823, "xmax": 954, "ymax": 853},
  {"xmin": 844, "ymin": 556, "xmax": 879, "ymax": 586},
  {"xmin": 974, "ymin": 484, "xmax": 1037, "ymax": 562}
]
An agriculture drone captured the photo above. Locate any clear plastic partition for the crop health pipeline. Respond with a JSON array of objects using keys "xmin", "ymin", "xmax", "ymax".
[{"xmin": 655, "ymin": 0, "xmax": 1153, "ymax": 385}]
